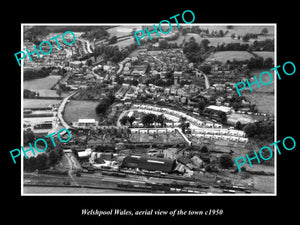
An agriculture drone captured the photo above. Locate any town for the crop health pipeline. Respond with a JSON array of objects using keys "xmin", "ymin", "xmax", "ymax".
[{"xmin": 22, "ymin": 24, "xmax": 275, "ymax": 194}]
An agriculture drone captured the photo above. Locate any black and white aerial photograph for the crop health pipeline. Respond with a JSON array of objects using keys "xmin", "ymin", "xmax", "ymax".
[{"xmin": 21, "ymin": 24, "xmax": 276, "ymax": 195}]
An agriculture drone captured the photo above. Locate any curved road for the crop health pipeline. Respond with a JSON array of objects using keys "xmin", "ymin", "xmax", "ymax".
[
  {"xmin": 196, "ymin": 70, "xmax": 210, "ymax": 89},
  {"xmin": 57, "ymin": 91, "xmax": 78, "ymax": 130}
]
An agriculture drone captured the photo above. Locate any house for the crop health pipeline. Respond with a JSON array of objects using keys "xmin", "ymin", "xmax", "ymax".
[{"xmin": 78, "ymin": 148, "xmax": 92, "ymax": 158}]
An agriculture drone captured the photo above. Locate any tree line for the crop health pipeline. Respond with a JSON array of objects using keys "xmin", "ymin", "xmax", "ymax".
[
  {"xmin": 215, "ymin": 39, "xmax": 274, "ymax": 52},
  {"xmin": 95, "ymin": 92, "xmax": 116, "ymax": 116},
  {"xmin": 23, "ymin": 130, "xmax": 64, "ymax": 172},
  {"xmin": 92, "ymin": 42, "xmax": 138, "ymax": 63}
]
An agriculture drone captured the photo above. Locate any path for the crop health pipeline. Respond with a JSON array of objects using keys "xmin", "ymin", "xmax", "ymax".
[{"xmin": 65, "ymin": 153, "xmax": 79, "ymax": 186}]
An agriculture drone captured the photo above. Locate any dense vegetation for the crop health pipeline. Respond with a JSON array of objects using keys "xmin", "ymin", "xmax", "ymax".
[
  {"xmin": 182, "ymin": 38, "xmax": 211, "ymax": 63},
  {"xmin": 81, "ymin": 27, "xmax": 109, "ymax": 41},
  {"xmin": 24, "ymin": 67, "xmax": 66, "ymax": 80},
  {"xmin": 24, "ymin": 67, "xmax": 51, "ymax": 80},
  {"xmin": 93, "ymin": 42, "xmax": 138, "ymax": 63},
  {"xmin": 23, "ymin": 135, "xmax": 64, "ymax": 172},
  {"xmin": 244, "ymin": 119, "xmax": 274, "ymax": 143},
  {"xmin": 215, "ymin": 39, "xmax": 274, "ymax": 52},
  {"xmin": 95, "ymin": 92, "xmax": 116, "ymax": 115}
]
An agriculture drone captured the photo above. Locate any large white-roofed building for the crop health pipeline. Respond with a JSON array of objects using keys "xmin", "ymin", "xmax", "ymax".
[
  {"xmin": 205, "ymin": 105, "xmax": 232, "ymax": 114},
  {"xmin": 73, "ymin": 119, "xmax": 98, "ymax": 128}
]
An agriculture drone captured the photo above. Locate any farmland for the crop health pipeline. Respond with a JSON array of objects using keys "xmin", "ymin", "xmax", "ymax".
[
  {"xmin": 168, "ymin": 25, "xmax": 274, "ymax": 47},
  {"xmin": 63, "ymin": 100, "xmax": 100, "ymax": 124},
  {"xmin": 252, "ymin": 51, "xmax": 274, "ymax": 60},
  {"xmin": 206, "ymin": 51, "xmax": 254, "ymax": 63},
  {"xmin": 198, "ymin": 25, "xmax": 274, "ymax": 36},
  {"xmin": 106, "ymin": 25, "xmax": 142, "ymax": 37},
  {"xmin": 23, "ymin": 99, "xmax": 61, "ymax": 108},
  {"xmin": 244, "ymin": 68, "xmax": 275, "ymax": 115},
  {"xmin": 244, "ymin": 92, "xmax": 274, "ymax": 115},
  {"xmin": 248, "ymin": 68, "xmax": 275, "ymax": 93},
  {"xmin": 24, "ymin": 75, "xmax": 66, "ymax": 97}
]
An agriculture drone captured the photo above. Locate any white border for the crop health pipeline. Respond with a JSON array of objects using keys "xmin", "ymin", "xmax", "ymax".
[{"xmin": 21, "ymin": 23, "xmax": 277, "ymax": 196}]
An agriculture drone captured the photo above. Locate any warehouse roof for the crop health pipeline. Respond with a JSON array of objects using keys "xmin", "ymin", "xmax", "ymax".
[{"xmin": 121, "ymin": 155, "xmax": 176, "ymax": 173}]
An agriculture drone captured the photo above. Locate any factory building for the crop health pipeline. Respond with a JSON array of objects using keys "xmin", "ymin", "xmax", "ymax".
[{"xmin": 121, "ymin": 155, "xmax": 176, "ymax": 173}]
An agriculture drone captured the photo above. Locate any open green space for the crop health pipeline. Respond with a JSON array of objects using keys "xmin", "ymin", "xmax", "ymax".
[
  {"xmin": 63, "ymin": 100, "xmax": 100, "ymax": 124},
  {"xmin": 206, "ymin": 51, "xmax": 254, "ymax": 63}
]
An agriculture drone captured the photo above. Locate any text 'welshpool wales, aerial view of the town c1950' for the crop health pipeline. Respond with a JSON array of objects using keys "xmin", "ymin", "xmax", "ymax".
[{"xmin": 22, "ymin": 24, "xmax": 275, "ymax": 195}]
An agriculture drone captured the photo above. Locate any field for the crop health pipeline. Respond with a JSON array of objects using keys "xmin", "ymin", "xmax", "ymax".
[
  {"xmin": 206, "ymin": 51, "xmax": 254, "ymax": 63},
  {"xmin": 112, "ymin": 37, "xmax": 135, "ymax": 48},
  {"xmin": 227, "ymin": 113, "xmax": 259, "ymax": 125},
  {"xmin": 63, "ymin": 100, "xmax": 100, "ymax": 124},
  {"xmin": 169, "ymin": 25, "xmax": 275, "ymax": 47},
  {"xmin": 24, "ymin": 75, "xmax": 63, "ymax": 97},
  {"xmin": 252, "ymin": 51, "xmax": 274, "ymax": 60},
  {"xmin": 106, "ymin": 25, "xmax": 142, "ymax": 37},
  {"xmin": 244, "ymin": 92, "xmax": 274, "ymax": 115},
  {"xmin": 252, "ymin": 175, "xmax": 275, "ymax": 193},
  {"xmin": 197, "ymin": 25, "xmax": 274, "ymax": 36},
  {"xmin": 23, "ymin": 99, "xmax": 61, "ymax": 108},
  {"xmin": 248, "ymin": 68, "xmax": 275, "ymax": 93}
]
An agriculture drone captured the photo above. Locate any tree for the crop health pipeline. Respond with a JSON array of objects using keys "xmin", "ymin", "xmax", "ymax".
[
  {"xmin": 35, "ymin": 154, "xmax": 48, "ymax": 170},
  {"xmin": 218, "ymin": 111, "xmax": 227, "ymax": 123},
  {"xmin": 48, "ymin": 150, "xmax": 59, "ymax": 166},
  {"xmin": 199, "ymin": 65, "xmax": 211, "ymax": 74},
  {"xmin": 261, "ymin": 28, "xmax": 269, "ymax": 35},
  {"xmin": 220, "ymin": 154, "xmax": 233, "ymax": 168},
  {"xmin": 181, "ymin": 28, "xmax": 188, "ymax": 35},
  {"xmin": 235, "ymin": 121, "xmax": 243, "ymax": 130},
  {"xmin": 232, "ymin": 102, "xmax": 240, "ymax": 111},
  {"xmin": 244, "ymin": 123, "xmax": 258, "ymax": 137},
  {"xmin": 159, "ymin": 40, "xmax": 169, "ymax": 49},
  {"xmin": 156, "ymin": 114, "xmax": 166, "ymax": 127},
  {"xmin": 200, "ymin": 145, "xmax": 209, "ymax": 153},
  {"xmin": 264, "ymin": 57, "xmax": 273, "ymax": 68},
  {"xmin": 242, "ymin": 35, "xmax": 250, "ymax": 42},
  {"xmin": 120, "ymin": 116, "xmax": 129, "ymax": 126},
  {"xmin": 200, "ymin": 39, "xmax": 210, "ymax": 51},
  {"xmin": 109, "ymin": 36, "xmax": 117, "ymax": 44},
  {"xmin": 198, "ymin": 98, "xmax": 206, "ymax": 111},
  {"xmin": 95, "ymin": 102, "xmax": 108, "ymax": 115},
  {"xmin": 56, "ymin": 88, "xmax": 62, "ymax": 97},
  {"xmin": 128, "ymin": 116, "xmax": 136, "ymax": 127},
  {"xmin": 141, "ymin": 113, "xmax": 156, "ymax": 127},
  {"xmin": 24, "ymin": 129, "xmax": 35, "ymax": 145}
]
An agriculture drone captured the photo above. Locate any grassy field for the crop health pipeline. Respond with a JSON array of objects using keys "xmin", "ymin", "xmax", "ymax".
[
  {"xmin": 106, "ymin": 25, "xmax": 142, "ymax": 37},
  {"xmin": 206, "ymin": 51, "xmax": 253, "ymax": 63},
  {"xmin": 253, "ymin": 175, "xmax": 275, "ymax": 193},
  {"xmin": 227, "ymin": 113, "xmax": 259, "ymax": 125},
  {"xmin": 248, "ymin": 68, "xmax": 275, "ymax": 93},
  {"xmin": 244, "ymin": 92, "xmax": 274, "ymax": 115},
  {"xmin": 24, "ymin": 75, "xmax": 62, "ymax": 97},
  {"xmin": 252, "ymin": 51, "xmax": 274, "ymax": 60},
  {"xmin": 197, "ymin": 25, "xmax": 274, "ymax": 36},
  {"xmin": 170, "ymin": 24, "xmax": 274, "ymax": 47},
  {"xmin": 63, "ymin": 100, "xmax": 100, "ymax": 124},
  {"xmin": 24, "ymin": 75, "xmax": 61, "ymax": 89},
  {"xmin": 23, "ymin": 99, "xmax": 61, "ymax": 108},
  {"xmin": 112, "ymin": 37, "xmax": 135, "ymax": 49}
]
